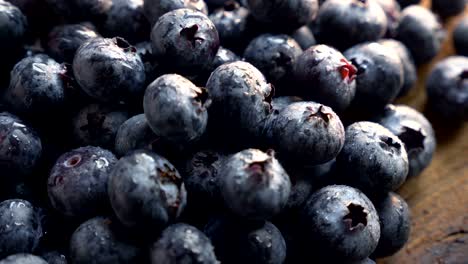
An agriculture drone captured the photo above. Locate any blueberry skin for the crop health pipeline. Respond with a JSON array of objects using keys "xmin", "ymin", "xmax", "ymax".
[
  {"xmin": 209, "ymin": 47, "xmax": 240, "ymax": 72},
  {"xmin": 427, "ymin": 56, "xmax": 468, "ymax": 120},
  {"xmin": 4, "ymin": 54, "xmax": 67, "ymax": 116},
  {"xmin": 73, "ymin": 37, "xmax": 146, "ymax": 103},
  {"xmin": 108, "ymin": 150, "xmax": 187, "ymax": 231},
  {"xmin": 45, "ymin": 23, "xmax": 100, "ymax": 63},
  {"xmin": 301, "ymin": 185, "xmax": 380, "ymax": 261},
  {"xmin": 204, "ymin": 217, "xmax": 286, "ymax": 264},
  {"xmin": 395, "ymin": 0, "xmax": 420, "ymax": 8},
  {"xmin": 396, "ymin": 5, "xmax": 444, "ymax": 65},
  {"xmin": 144, "ymin": 74, "xmax": 210, "ymax": 145},
  {"xmin": 454, "ymin": 17, "xmax": 468, "ymax": 56},
  {"xmin": 315, "ymin": 0, "xmax": 387, "ymax": 51},
  {"xmin": 0, "ymin": 254, "xmax": 47, "ymax": 264},
  {"xmin": 291, "ymin": 25, "xmax": 316, "ymax": 50},
  {"xmin": 0, "ymin": 199, "xmax": 43, "ymax": 259},
  {"xmin": 375, "ymin": 0, "xmax": 401, "ymax": 38},
  {"xmin": 150, "ymin": 223, "xmax": 219, "ymax": 264},
  {"xmin": 270, "ymin": 96, "xmax": 303, "ymax": 113},
  {"xmin": 247, "ymin": 0, "xmax": 319, "ymax": 32},
  {"xmin": 134, "ymin": 41, "xmax": 163, "ymax": 85},
  {"xmin": 72, "ymin": 103, "xmax": 129, "ymax": 149},
  {"xmin": 47, "ymin": 146, "xmax": 117, "ymax": 218},
  {"xmin": 432, "ymin": 0, "xmax": 466, "ymax": 18},
  {"xmin": 0, "ymin": 112, "xmax": 42, "ymax": 177},
  {"xmin": 0, "ymin": 1, "xmax": 27, "ymax": 53},
  {"xmin": 374, "ymin": 104, "xmax": 436, "ymax": 177},
  {"xmin": 205, "ymin": 61, "xmax": 273, "ymax": 143},
  {"xmin": 379, "ymin": 39, "xmax": 417, "ymax": 97},
  {"xmin": 69, "ymin": 217, "xmax": 142, "ymax": 264},
  {"xmin": 114, "ymin": 114, "xmax": 159, "ymax": 157},
  {"xmin": 151, "ymin": 9, "xmax": 219, "ymax": 75},
  {"xmin": 344, "ymin": 42, "xmax": 404, "ymax": 110},
  {"xmin": 208, "ymin": 2, "xmax": 249, "ymax": 51},
  {"xmin": 41, "ymin": 251, "xmax": 67, "ymax": 264},
  {"xmin": 266, "ymin": 101, "xmax": 345, "ymax": 164},
  {"xmin": 100, "ymin": 0, "xmax": 150, "ymax": 43},
  {"xmin": 183, "ymin": 150, "xmax": 225, "ymax": 208},
  {"xmin": 336, "ymin": 122, "xmax": 409, "ymax": 196},
  {"xmin": 143, "ymin": 0, "xmax": 208, "ymax": 26},
  {"xmin": 220, "ymin": 149, "xmax": 291, "ymax": 220},
  {"xmin": 372, "ymin": 192, "xmax": 411, "ymax": 258},
  {"xmin": 244, "ymin": 34, "xmax": 302, "ymax": 88},
  {"xmin": 293, "ymin": 45, "xmax": 357, "ymax": 112}
]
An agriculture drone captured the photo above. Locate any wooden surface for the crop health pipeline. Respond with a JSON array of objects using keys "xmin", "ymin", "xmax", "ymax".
[{"xmin": 379, "ymin": 2, "xmax": 468, "ymax": 263}]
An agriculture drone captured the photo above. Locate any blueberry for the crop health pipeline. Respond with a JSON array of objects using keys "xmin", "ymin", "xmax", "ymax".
[
  {"xmin": 151, "ymin": 9, "xmax": 219, "ymax": 75},
  {"xmin": 69, "ymin": 216, "xmax": 142, "ymax": 264},
  {"xmin": 100, "ymin": 0, "xmax": 150, "ymax": 43},
  {"xmin": 143, "ymin": 0, "xmax": 208, "ymax": 26},
  {"xmin": 427, "ymin": 56, "xmax": 468, "ymax": 120},
  {"xmin": 374, "ymin": 104, "xmax": 436, "ymax": 177},
  {"xmin": 3, "ymin": 54, "xmax": 68, "ymax": 116},
  {"xmin": 150, "ymin": 223, "xmax": 218, "ymax": 264},
  {"xmin": 0, "ymin": 254, "xmax": 47, "ymax": 264},
  {"xmin": 0, "ymin": 112, "xmax": 42, "ymax": 177},
  {"xmin": 375, "ymin": 0, "xmax": 402, "ymax": 37},
  {"xmin": 315, "ymin": 0, "xmax": 387, "ymax": 50},
  {"xmin": 204, "ymin": 216, "xmax": 286, "ymax": 264},
  {"xmin": 379, "ymin": 39, "xmax": 417, "ymax": 97},
  {"xmin": 108, "ymin": 150, "xmax": 187, "ymax": 231},
  {"xmin": 301, "ymin": 185, "xmax": 380, "ymax": 261},
  {"xmin": 265, "ymin": 101, "xmax": 345, "ymax": 164},
  {"xmin": 220, "ymin": 149, "xmax": 291, "ymax": 220},
  {"xmin": 205, "ymin": 61, "xmax": 273, "ymax": 144},
  {"xmin": 41, "ymin": 251, "xmax": 67, "ymax": 264},
  {"xmin": 372, "ymin": 192, "xmax": 411, "ymax": 258},
  {"xmin": 71, "ymin": 0, "xmax": 112, "ymax": 23},
  {"xmin": 344, "ymin": 42, "xmax": 404, "ymax": 110},
  {"xmin": 247, "ymin": 0, "xmax": 319, "ymax": 32},
  {"xmin": 293, "ymin": 45, "xmax": 357, "ymax": 112},
  {"xmin": 283, "ymin": 176, "xmax": 315, "ymax": 213},
  {"xmin": 6, "ymin": 0, "xmax": 55, "ymax": 37},
  {"xmin": 134, "ymin": 41, "xmax": 164, "ymax": 85},
  {"xmin": 209, "ymin": 47, "xmax": 241, "ymax": 72},
  {"xmin": 0, "ymin": 199, "xmax": 43, "ymax": 259},
  {"xmin": 73, "ymin": 37, "xmax": 146, "ymax": 103},
  {"xmin": 45, "ymin": 23, "xmax": 100, "ymax": 63},
  {"xmin": 72, "ymin": 103, "xmax": 129, "ymax": 149},
  {"xmin": 396, "ymin": 5, "xmax": 444, "ymax": 65},
  {"xmin": 336, "ymin": 122, "xmax": 409, "ymax": 196},
  {"xmin": 209, "ymin": 1, "xmax": 250, "ymax": 51},
  {"xmin": 0, "ymin": 1, "xmax": 27, "ymax": 55},
  {"xmin": 47, "ymin": 146, "xmax": 117, "ymax": 218},
  {"xmin": 244, "ymin": 34, "xmax": 302, "ymax": 89},
  {"xmin": 114, "ymin": 114, "xmax": 159, "ymax": 157},
  {"xmin": 143, "ymin": 74, "xmax": 210, "ymax": 145},
  {"xmin": 432, "ymin": 0, "xmax": 466, "ymax": 19},
  {"xmin": 454, "ymin": 17, "xmax": 468, "ymax": 56},
  {"xmin": 291, "ymin": 25, "xmax": 316, "ymax": 50},
  {"xmin": 395, "ymin": 0, "xmax": 420, "ymax": 8},
  {"xmin": 270, "ymin": 96, "xmax": 303, "ymax": 113}
]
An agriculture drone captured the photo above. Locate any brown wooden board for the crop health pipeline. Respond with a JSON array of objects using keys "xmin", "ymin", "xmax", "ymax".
[{"xmin": 379, "ymin": 2, "xmax": 468, "ymax": 263}]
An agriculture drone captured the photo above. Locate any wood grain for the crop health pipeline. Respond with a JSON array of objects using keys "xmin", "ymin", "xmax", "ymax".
[{"xmin": 378, "ymin": 2, "xmax": 468, "ymax": 264}]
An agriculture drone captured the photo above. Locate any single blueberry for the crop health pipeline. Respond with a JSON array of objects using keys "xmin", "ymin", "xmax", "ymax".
[
  {"xmin": 47, "ymin": 146, "xmax": 117, "ymax": 218},
  {"xmin": 293, "ymin": 44, "xmax": 357, "ymax": 112},
  {"xmin": 69, "ymin": 216, "xmax": 142, "ymax": 264},
  {"xmin": 376, "ymin": 0, "xmax": 402, "ymax": 38},
  {"xmin": 315, "ymin": 0, "xmax": 387, "ymax": 50},
  {"xmin": 396, "ymin": 5, "xmax": 444, "ymax": 65},
  {"xmin": 291, "ymin": 25, "xmax": 316, "ymax": 50},
  {"xmin": 108, "ymin": 150, "xmax": 187, "ymax": 232},
  {"xmin": 220, "ymin": 149, "xmax": 291, "ymax": 220},
  {"xmin": 114, "ymin": 114, "xmax": 159, "ymax": 157},
  {"xmin": 143, "ymin": 74, "xmax": 211, "ymax": 145},
  {"xmin": 336, "ymin": 121, "xmax": 409, "ymax": 197},
  {"xmin": 0, "ymin": 1, "xmax": 27, "ymax": 55},
  {"xmin": 426, "ymin": 56, "xmax": 468, "ymax": 120},
  {"xmin": 150, "ymin": 223, "xmax": 219, "ymax": 264},
  {"xmin": 73, "ymin": 37, "xmax": 146, "ymax": 103},
  {"xmin": 301, "ymin": 185, "xmax": 381, "ymax": 261},
  {"xmin": 0, "ymin": 254, "xmax": 47, "ymax": 264},
  {"xmin": 374, "ymin": 104, "xmax": 436, "ymax": 177},
  {"xmin": 0, "ymin": 199, "xmax": 43, "ymax": 259}
]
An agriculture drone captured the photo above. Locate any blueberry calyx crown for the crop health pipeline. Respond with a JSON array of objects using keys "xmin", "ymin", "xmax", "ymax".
[
  {"xmin": 338, "ymin": 59, "xmax": 358, "ymax": 84},
  {"xmin": 114, "ymin": 37, "xmax": 136, "ymax": 53},
  {"xmin": 379, "ymin": 135, "xmax": 401, "ymax": 153},
  {"xmin": 65, "ymin": 154, "xmax": 82, "ymax": 168},
  {"xmin": 343, "ymin": 203, "xmax": 368, "ymax": 231},
  {"xmin": 398, "ymin": 126, "xmax": 426, "ymax": 153},
  {"xmin": 180, "ymin": 25, "xmax": 204, "ymax": 47},
  {"xmin": 306, "ymin": 105, "xmax": 332, "ymax": 123}
]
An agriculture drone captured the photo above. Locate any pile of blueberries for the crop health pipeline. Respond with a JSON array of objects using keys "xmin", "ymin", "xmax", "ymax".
[{"xmin": 0, "ymin": 0, "xmax": 466, "ymax": 263}]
